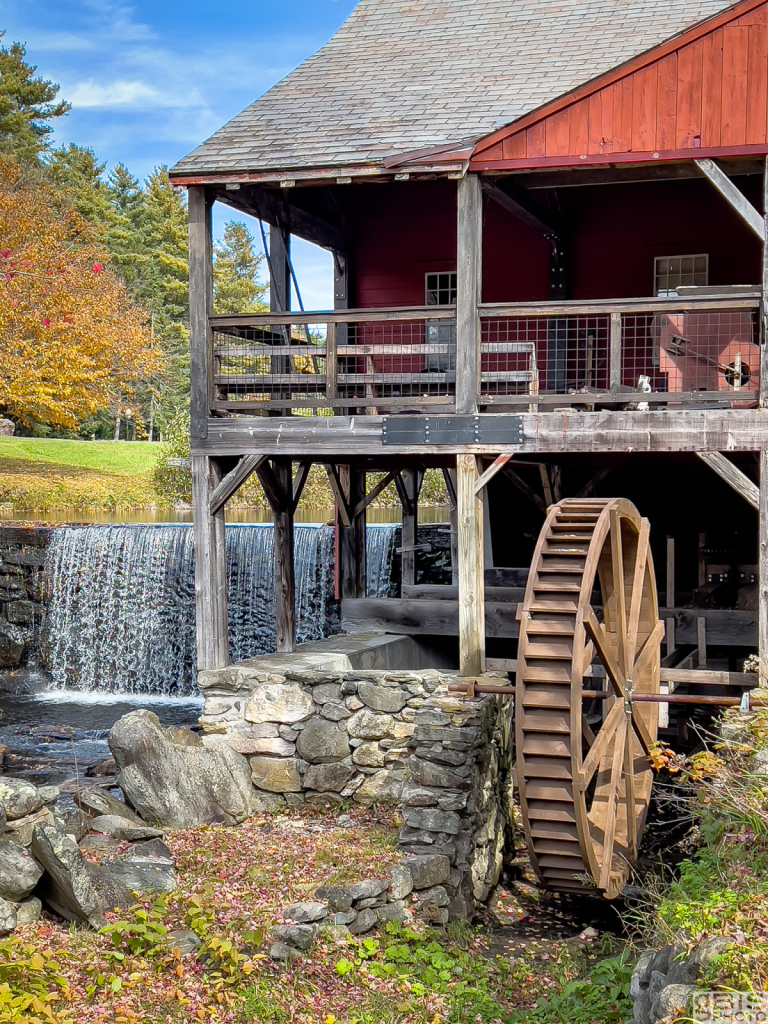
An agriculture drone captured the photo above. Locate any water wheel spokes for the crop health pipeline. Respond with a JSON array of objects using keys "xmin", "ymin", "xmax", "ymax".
[{"xmin": 516, "ymin": 498, "xmax": 662, "ymax": 900}]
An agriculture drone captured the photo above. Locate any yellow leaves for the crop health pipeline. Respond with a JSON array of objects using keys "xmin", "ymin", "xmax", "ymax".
[{"xmin": 0, "ymin": 158, "xmax": 162, "ymax": 428}]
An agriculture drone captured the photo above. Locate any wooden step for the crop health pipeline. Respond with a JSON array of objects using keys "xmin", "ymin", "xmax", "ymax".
[
  {"xmin": 520, "ymin": 682, "xmax": 571, "ymax": 705},
  {"xmin": 532, "ymin": 581, "xmax": 582, "ymax": 592},
  {"xmin": 526, "ymin": 801, "xmax": 578, "ymax": 824},
  {"xmin": 538, "ymin": 561, "xmax": 586, "ymax": 573},
  {"xmin": 522, "ymin": 735, "xmax": 572, "ymax": 758},
  {"xmin": 521, "ymin": 757, "xmax": 573, "ymax": 780},
  {"xmin": 531, "ymin": 838, "xmax": 582, "ymax": 856},
  {"xmin": 524, "ymin": 640, "xmax": 574, "ymax": 659},
  {"xmin": 524, "ymin": 620, "xmax": 575, "ymax": 635},
  {"xmin": 519, "ymin": 711, "xmax": 570, "ymax": 733},
  {"xmin": 529, "ymin": 599, "xmax": 579, "ymax": 613},
  {"xmin": 537, "ymin": 855, "xmax": 586, "ymax": 870},
  {"xmin": 524, "ymin": 778, "xmax": 573, "ymax": 802},
  {"xmin": 529, "ymin": 821, "xmax": 580, "ymax": 841}
]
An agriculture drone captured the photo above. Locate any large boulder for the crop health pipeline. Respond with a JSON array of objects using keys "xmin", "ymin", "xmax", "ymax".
[
  {"xmin": 0, "ymin": 840, "xmax": 43, "ymax": 901},
  {"xmin": 0, "ymin": 778, "xmax": 43, "ymax": 820},
  {"xmin": 108, "ymin": 711, "xmax": 257, "ymax": 827},
  {"xmin": 31, "ymin": 821, "xmax": 130, "ymax": 928}
]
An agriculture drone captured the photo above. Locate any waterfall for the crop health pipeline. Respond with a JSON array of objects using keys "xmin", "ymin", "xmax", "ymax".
[{"xmin": 43, "ymin": 523, "xmax": 396, "ymax": 695}]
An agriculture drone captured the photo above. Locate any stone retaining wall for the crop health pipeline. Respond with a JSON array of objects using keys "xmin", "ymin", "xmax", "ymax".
[
  {"xmin": 199, "ymin": 651, "xmax": 512, "ymax": 918},
  {"xmin": 0, "ymin": 526, "xmax": 53, "ymax": 669},
  {"xmin": 630, "ymin": 937, "xmax": 732, "ymax": 1024}
]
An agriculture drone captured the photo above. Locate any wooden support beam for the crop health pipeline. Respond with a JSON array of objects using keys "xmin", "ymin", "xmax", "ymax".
[
  {"xmin": 481, "ymin": 179, "xmax": 565, "ymax": 238},
  {"xmin": 269, "ymin": 223, "xmax": 291, "ymax": 313},
  {"xmin": 574, "ymin": 466, "xmax": 612, "ymax": 499},
  {"xmin": 457, "ymin": 454, "xmax": 485, "ymax": 675},
  {"xmin": 209, "ymin": 455, "xmax": 266, "ymax": 516},
  {"xmin": 216, "ymin": 184, "xmax": 349, "ymax": 253},
  {"xmin": 609, "ymin": 311, "xmax": 622, "ymax": 392},
  {"xmin": 443, "ymin": 468, "xmax": 459, "ymax": 586},
  {"xmin": 192, "ymin": 455, "xmax": 228, "ymax": 671},
  {"xmin": 255, "ymin": 460, "xmax": 289, "ymax": 514},
  {"xmin": 339, "ymin": 466, "xmax": 367, "ymax": 599},
  {"xmin": 396, "ymin": 469, "xmax": 423, "ymax": 588},
  {"xmin": 474, "ymin": 454, "xmax": 513, "ymax": 495},
  {"xmin": 291, "ymin": 462, "xmax": 312, "ymax": 514},
  {"xmin": 695, "ymin": 158, "xmax": 766, "ymax": 242},
  {"xmin": 271, "ymin": 458, "xmax": 295, "ymax": 653},
  {"xmin": 353, "ymin": 471, "xmax": 396, "ymax": 519},
  {"xmin": 324, "ymin": 463, "xmax": 352, "ymax": 527},
  {"xmin": 760, "ymin": 448, "xmax": 768, "ymax": 685},
  {"xmin": 761, "ymin": 155, "xmax": 768, "ymax": 409},
  {"xmin": 188, "ymin": 187, "xmax": 212, "ymax": 440},
  {"xmin": 697, "ymin": 451, "xmax": 759, "ymax": 510},
  {"xmin": 697, "ymin": 616, "xmax": 707, "ymax": 668},
  {"xmin": 456, "ymin": 174, "xmax": 482, "ymax": 415},
  {"xmin": 501, "ymin": 464, "xmax": 547, "ymax": 513}
]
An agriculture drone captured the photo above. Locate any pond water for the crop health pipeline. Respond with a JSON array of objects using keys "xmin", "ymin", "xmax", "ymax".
[{"xmin": 0, "ymin": 507, "xmax": 451, "ymax": 525}]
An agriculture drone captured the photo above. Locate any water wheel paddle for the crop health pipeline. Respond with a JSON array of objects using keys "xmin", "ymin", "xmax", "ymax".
[{"xmin": 516, "ymin": 498, "xmax": 662, "ymax": 899}]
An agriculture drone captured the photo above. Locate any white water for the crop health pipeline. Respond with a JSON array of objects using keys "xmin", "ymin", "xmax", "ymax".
[{"xmin": 42, "ymin": 523, "xmax": 396, "ymax": 696}]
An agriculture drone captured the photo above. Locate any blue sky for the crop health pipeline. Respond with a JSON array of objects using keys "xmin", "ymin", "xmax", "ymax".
[{"xmin": 0, "ymin": 0, "xmax": 359, "ymax": 306}]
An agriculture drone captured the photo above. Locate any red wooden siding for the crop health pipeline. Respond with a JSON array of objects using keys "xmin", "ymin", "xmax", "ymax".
[{"xmin": 472, "ymin": 0, "xmax": 768, "ymax": 169}]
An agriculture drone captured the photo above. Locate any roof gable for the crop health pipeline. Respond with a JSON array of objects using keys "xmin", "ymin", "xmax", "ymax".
[
  {"xmin": 170, "ymin": 0, "xmax": 739, "ymax": 180},
  {"xmin": 471, "ymin": 0, "xmax": 768, "ymax": 169}
]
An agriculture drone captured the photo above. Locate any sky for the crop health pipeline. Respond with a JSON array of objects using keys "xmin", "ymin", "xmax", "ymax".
[{"xmin": 0, "ymin": 0, "xmax": 360, "ymax": 307}]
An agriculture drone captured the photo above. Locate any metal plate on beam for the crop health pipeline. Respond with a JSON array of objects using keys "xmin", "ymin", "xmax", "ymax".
[{"xmin": 381, "ymin": 415, "xmax": 523, "ymax": 446}]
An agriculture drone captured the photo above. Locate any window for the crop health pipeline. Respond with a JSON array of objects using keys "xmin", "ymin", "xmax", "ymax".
[
  {"xmin": 654, "ymin": 254, "xmax": 708, "ymax": 296},
  {"xmin": 426, "ymin": 272, "xmax": 457, "ymax": 306}
]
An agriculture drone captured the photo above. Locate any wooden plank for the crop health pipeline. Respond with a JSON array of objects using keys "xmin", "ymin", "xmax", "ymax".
[
  {"xmin": 526, "ymin": 123, "xmax": 546, "ymax": 159},
  {"xmin": 479, "ymin": 294, "xmax": 761, "ymax": 317},
  {"xmin": 457, "ymin": 455, "xmax": 485, "ymax": 674},
  {"xmin": 746, "ymin": 21, "xmax": 768, "ymax": 144},
  {"xmin": 609, "ymin": 312, "xmax": 622, "ymax": 391},
  {"xmin": 546, "ymin": 110, "xmax": 571, "ymax": 156},
  {"xmin": 340, "ymin": 466, "xmax": 367, "ymax": 599},
  {"xmin": 456, "ymin": 175, "xmax": 482, "ymax": 415},
  {"xmin": 697, "ymin": 450, "xmax": 760, "ymax": 508},
  {"xmin": 631, "ymin": 64, "xmax": 658, "ymax": 152},
  {"xmin": 191, "ymin": 455, "xmax": 228, "ymax": 671},
  {"xmin": 474, "ymin": 454, "xmax": 513, "ymax": 495},
  {"xmin": 209, "ymin": 454, "xmax": 267, "ymax": 516},
  {"xmin": 291, "ymin": 461, "xmax": 312, "ymax": 513},
  {"xmin": 697, "ymin": 616, "xmax": 708, "ymax": 667},
  {"xmin": 666, "ymin": 536, "xmax": 676, "ymax": 608},
  {"xmin": 352, "ymin": 471, "xmax": 396, "ymax": 519},
  {"xmin": 188, "ymin": 187, "xmax": 212, "ymax": 441},
  {"xmin": 761, "ymin": 447, "xmax": 768, "ymax": 684},
  {"xmin": 324, "ymin": 463, "xmax": 352, "ymax": 527},
  {"xmin": 762, "ymin": 156, "xmax": 768, "ymax": 409},
  {"xmin": 397, "ymin": 469, "xmax": 423, "ymax": 588},
  {"xmin": 196, "ymin": 409, "xmax": 768, "ymax": 458},
  {"xmin": 587, "ymin": 93, "xmax": 604, "ymax": 155},
  {"xmin": 340, "ymin": 597, "xmax": 519, "ymax": 639},
  {"xmin": 255, "ymin": 460, "xmax": 289, "ymax": 515},
  {"xmin": 696, "ymin": 158, "xmax": 765, "ymax": 239},
  {"xmin": 569, "ymin": 98, "xmax": 590, "ymax": 156},
  {"xmin": 401, "ymin": 585, "xmax": 525, "ymax": 602},
  {"xmin": 659, "ymin": 608, "xmax": 757, "ymax": 645},
  {"xmin": 656, "ymin": 53, "xmax": 678, "ymax": 152},
  {"xmin": 701, "ymin": 29, "xmax": 724, "ymax": 148},
  {"xmin": 676, "ymin": 38, "xmax": 703, "ymax": 148},
  {"xmin": 210, "ymin": 306, "xmax": 456, "ymax": 328},
  {"xmin": 272, "ymin": 458, "xmax": 295, "ymax": 653},
  {"xmin": 722, "ymin": 25, "xmax": 750, "ymax": 146},
  {"xmin": 325, "ymin": 322, "xmax": 338, "ymax": 403},
  {"xmin": 443, "ymin": 468, "xmax": 459, "ymax": 585}
]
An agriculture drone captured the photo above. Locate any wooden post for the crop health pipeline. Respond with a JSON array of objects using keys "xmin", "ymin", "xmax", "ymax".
[
  {"xmin": 697, "ymin": 617, "xmax": 707, "ymax": 668},
  {"xmin": 339, "ymin": 466, "xmax": 367, "ymax": 599},
  {"xmin": 760, "ymin": 448, "xmax": 768, "ymax": 685},
  {"xmin": 270, "ymin": 223, "xmax": 291, "ymax": 313},
  {"xmin": 456, "ymin": 174, "xmax": 482, "ymax": 415},
  {"xmin": 272, "ymin": 458, "xmax": 295, "ymax": 653},
  {"xmin": 609, "ymin": 311, "xmax": 622, "ymax": 393},
  {"xmin": 397, "ymin": 469, "xmax": 423, "ymax": 588},
  {"xmin": 333, "ymin": 251, "xmax": 348, "ymax": 415},
  {"xmin": 192, "ymin": 455, "xmax": 228, "ymax": 671},
  {"xmin": 188, "ymin": 187, "xmax": 212, "ymax": 441},
  {"xmin": 698, "ymin": 532, "xmax": 707, "ymax": 587},
  {"xmin": 442, "ymin": 468, "xmax": 459, "ymax": 586},
  {"xmin": 762, "ymin": 156, "xmax": 768, "ymax": 408},
  {"xmin": 666, "ymin": 535, "xmax": 676, "ymax": 656},
  {"xmin": 457, "ymin": 454, "xmax": 485, "ymax": 676}
]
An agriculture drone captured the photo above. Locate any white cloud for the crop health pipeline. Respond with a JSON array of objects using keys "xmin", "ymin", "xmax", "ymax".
[{"xmin": 67, "ymin": 77, "xmax": 203, "ymax": 109}]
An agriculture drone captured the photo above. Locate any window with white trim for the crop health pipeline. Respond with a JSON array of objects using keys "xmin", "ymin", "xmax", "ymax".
[{"xmin": 654, "ymin": 254, "xmax": 708, "ymax": 296}]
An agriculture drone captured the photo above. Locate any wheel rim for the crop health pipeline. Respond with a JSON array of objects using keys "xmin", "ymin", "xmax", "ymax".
[{"xmin": 516, "ymin": 497, "xmax": 661, "ymax": 899}]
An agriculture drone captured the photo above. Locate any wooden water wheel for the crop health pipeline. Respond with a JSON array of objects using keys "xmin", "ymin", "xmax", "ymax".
[{"xmin": 516, "ymin": 498, "xmax": 663, "ymax": 899}]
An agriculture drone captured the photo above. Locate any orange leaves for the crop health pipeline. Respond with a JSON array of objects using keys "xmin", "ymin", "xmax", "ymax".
[{"xmin": 0, "ymin": 159, "xmax": 162, "ymax": 429}]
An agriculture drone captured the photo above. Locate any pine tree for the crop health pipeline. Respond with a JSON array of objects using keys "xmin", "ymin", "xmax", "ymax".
[
  {"xmin": 0, "ymin": 34, "xmax": 70, "ymax": 163},
  {"xmin": 213, "ymin": 221, "xmax": 268, "ymax": 314}
]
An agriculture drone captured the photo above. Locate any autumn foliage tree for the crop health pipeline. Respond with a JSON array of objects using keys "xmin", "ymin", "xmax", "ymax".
[{"xmin": 0, "ymin": 159, "xmax": 161, "ymax": 429}]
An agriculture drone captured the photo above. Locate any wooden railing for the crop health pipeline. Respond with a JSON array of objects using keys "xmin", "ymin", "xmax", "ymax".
[{"xmin": 208, "ymin": 293, "xmax": 762, "ymax": 415}]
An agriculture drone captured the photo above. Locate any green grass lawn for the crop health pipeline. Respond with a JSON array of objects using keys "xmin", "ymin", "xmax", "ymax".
[{"xmin": 0, "ymin": 437, "xmax": 163, "ymax": 513}]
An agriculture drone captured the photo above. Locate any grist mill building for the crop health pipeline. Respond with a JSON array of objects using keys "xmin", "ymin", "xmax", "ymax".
[{"xmin": 171, "ymin": 0, "xmax": 768, "ymax": 897}]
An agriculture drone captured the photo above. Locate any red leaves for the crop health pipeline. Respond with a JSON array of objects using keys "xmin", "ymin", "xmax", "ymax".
[{"xmin": 91, "ymin": 262, "xmax": 103, "ymax": 274}]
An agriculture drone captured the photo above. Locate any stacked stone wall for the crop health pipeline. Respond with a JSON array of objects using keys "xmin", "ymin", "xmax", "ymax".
[
  {"xmin": 0, "ymin": 526, "xmax": 53, "ymax": 670},
  {"xmin": 198, "ymin": 661, "xmax": 512, "ymax": 917}
]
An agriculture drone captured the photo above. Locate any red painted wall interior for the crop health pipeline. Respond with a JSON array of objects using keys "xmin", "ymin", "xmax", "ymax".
[{"xmin": 340, "ymin": 174, "xmax": 763, "ymax": 306}]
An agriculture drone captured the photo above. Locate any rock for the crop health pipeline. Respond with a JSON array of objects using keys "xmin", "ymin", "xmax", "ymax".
[
  {"xmin": 14, "ymin": 897, "xmax": 41, "ymax": 926},
  {"xmin": 37, "ymin": 786, "xmax": 59, "ymax": 805},
  {"xmin": 320, "ymin": 703, "xmax": 352, "ymax": 722},
  {"xmin": 415, "ymin": 885, "xmax": 449, "ymax": 908},
  {"xmin": 4, "ymin": 807, "xmax": 55, "ymax": 846},
  {"xmin": 79, "ymin": 835, "xmax": 120, "ymax": 857},
  {"xmin": 0, "ymin": 623, "xmax": 29, "ymax": 669},
  {"xmin": 0, "ymin": 805, "xmax": 4, "ymax": 838},
  {"xmin": 270, "ymin": 941, "xmax": 298, "ymax": 961},
  {"xmin": 653, "ymin": 983, "xmax": 697, "ymax": 1020},
  {"xmin": 31, "ymin": 821, "xmax": 130, "ymax": 928},
  {"xmin": 347, "ymin": 709, "xmax": 395, "ymax": 740},
  {"xmin": 74, "ymin": 787, "xmax": 143, "ymax": 824},
  {"xmin": 296, "ymin": 719, "xmax": 350, "ymax": 764},
  {"xmin": 347, "ymin": 879, "xmax": 389, "ymax": 901},
  {"xmin": 354, "ymin": 769, "xmax": 405, "ymax": 806},
  {"xmin": 85, "ymin": 756, "xmax": 117, "ymax": 778},
  {"xmin": 314, "ymin": 886, "xmax": 353, "ymax": 912},
  {"xmin": 225, "ymin": 723, "xmax": 295, "ymax": 756},
  {"xmin": 648, "ymin": 945, "xmax": 674, "ymax": 977},
  {"xmin": 284, "ymin": 902, "xmax": 327, "ymax": 923},
  {"xmin": 89, "ymin": 816, "xmax": 164, "ymax": 841},
  {"xmin": 303, "ymin": 763, "xmax": 354, "ymax": 793},
  {"xmin": 326, "ymin": 910, "xmax": 357, "ymax": 926},
  {"xmin": 414, "ymin": 710, "xmax": 451, "ymax": 727},
  {"xmin": 388, "ymin": 865, "xmax": 413, "ymax": 901},
  {"xmin": 0, "ymin": 778, "xmax": 43, "ymax": 820},
  {"xmin": 165, "ymin": 929, "xmax": 201, "ymax": 955},
  {"xmin": 0, "ymin": 897, "xmax": 16, "ymax": 935},
  {"xmin": 377, "ymin": 901, "xmax": 406, "ymax": 923},
  {"xmin": 630, "ymin": 951, "xmax": 654, "ymax": 999},
  {"xmin": 0, "ymin": 841, "xmax": 43, "ymax": 901},
  {"xmin": 312, "ymin": 684, "xmax": 342, "ymax": 704},
  {"xmin": 272, "ymin": 924, "xmax": 315, "ymax": 951},
  {"xmin": 250, "ymin": 756, "xmax": 303, "ymax": 793},
  {"xmin": 244, "ymin": 684, "xmax": 314, "ymax": 724},
  {"xmin": 109, "ymin": 711, "xmax": 257, "ymax": 827},
  {"xmin": 352, "ymin": 742, "xmax": 386, "ymax": 768},
  {"xmin": 251, "ymin": 791, "xmax": 286, "ymax": 812},
  {"xmin": 348, "ymin": 909, "xmax": 378, "ymax": 934},
  {"xmin": 279, "ymin": 725, "xmax": 299, "ymax": 742},
  {"xmin": 688, "ymin": 935, "xmax": 733, "ymax": 979},
  {"xmin": 306, "ymin": 792, "xmax": 343, "ymax": 806},
  {"xmin": 357, "ymin": 682, "xmax": 408, "ymax": 714},
  {"xmin": 403, "ymin": 855, "xmax": 451, "ymax": 889},
  {"xmin": 408, "ymin": 757, "xmax": 471, "ymax": 789},
  {"xmin": 403, "ymin": 807, "xmax": 461, "ymax": 835},
  {"xmin": 582, "ymin": 926, "xmax": 599, "ymax": 938},
  {"xmin": 0, "ymin": 418, "xmax": 14, "ymax": 436},
  {"xmin": 104, "ymin": 857, "xmax": 176, "ymax": 894}
]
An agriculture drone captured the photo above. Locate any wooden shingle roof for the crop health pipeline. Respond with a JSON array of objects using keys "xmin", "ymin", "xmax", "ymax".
[{"xmin": 171, "ymin": 0, "xmax": 738, "ymax": 178}]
